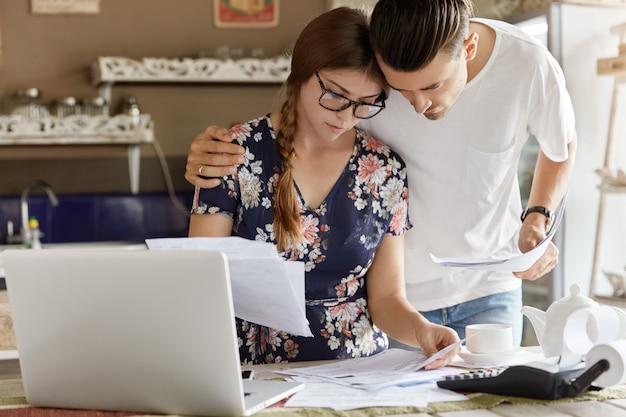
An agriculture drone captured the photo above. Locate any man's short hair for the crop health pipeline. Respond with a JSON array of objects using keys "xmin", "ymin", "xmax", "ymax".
[{"xmin": 369, "ymin": 0, "xmax": 474, "ymax": 71}]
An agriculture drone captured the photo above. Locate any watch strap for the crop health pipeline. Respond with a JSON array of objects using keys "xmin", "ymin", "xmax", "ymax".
[{"xmin": 521, "ymin": 206, "xmax": 554, "ymax": 231}]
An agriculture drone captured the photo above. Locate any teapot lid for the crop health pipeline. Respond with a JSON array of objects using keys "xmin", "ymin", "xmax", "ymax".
[{"xmin": 556, "ymin": 283, "xmax": 595, "ymax": 306}]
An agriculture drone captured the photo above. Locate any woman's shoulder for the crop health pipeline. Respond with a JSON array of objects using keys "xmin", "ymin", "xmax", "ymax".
[
  {"xmin": 228, "ymin": 114, "xmax": 274, "ymax": 145},
  {"xmin": 355, "ymin": 128, "xmax": 406, "ymax": 168}
]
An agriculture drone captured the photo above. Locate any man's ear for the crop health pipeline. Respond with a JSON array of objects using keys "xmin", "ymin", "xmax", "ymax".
[{"xmin": 464, "ymin": 32, "xmax": 479, "ymax": 61}]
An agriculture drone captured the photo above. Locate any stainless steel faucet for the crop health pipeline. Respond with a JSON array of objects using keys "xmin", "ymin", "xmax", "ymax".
[{"xmin": 20, "ymin": 180, "xmax": 59, "ymax": 246}]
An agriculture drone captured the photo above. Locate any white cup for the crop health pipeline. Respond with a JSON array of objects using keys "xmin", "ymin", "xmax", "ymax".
[{"xmin": 465, "ymin": 323, "xmax": 513, "ymax": 354}]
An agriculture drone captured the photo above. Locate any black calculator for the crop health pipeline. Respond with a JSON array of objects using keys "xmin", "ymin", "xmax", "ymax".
[{"xmin": 437, "ymin": 360, "xmax": 609, "ymax": 400}]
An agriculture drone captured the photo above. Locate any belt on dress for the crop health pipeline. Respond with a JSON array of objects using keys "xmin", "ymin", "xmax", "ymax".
[{"xmin": 305, "ymin": 296, "xmax": 362, "ymax": 307}]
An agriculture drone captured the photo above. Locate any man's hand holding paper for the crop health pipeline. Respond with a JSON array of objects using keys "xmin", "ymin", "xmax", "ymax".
[{"xmin": 430, "ymin": 197, "xmax": 565, "ymax": 277}]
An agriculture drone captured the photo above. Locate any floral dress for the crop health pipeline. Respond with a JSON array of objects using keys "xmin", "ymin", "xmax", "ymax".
[{"xmin": 191, "ymin": 115, "xmax": 411, "ymax": 364}]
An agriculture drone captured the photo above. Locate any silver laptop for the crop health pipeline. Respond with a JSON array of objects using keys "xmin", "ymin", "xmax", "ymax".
[{"xmin": 2, "ymin": 249, "xmax": 303, "ymax": 416}]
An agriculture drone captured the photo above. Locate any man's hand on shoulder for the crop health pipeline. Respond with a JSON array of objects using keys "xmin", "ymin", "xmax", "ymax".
[{"xmin": 185, "ymin": 125, "xmax": 246, "ymax": 189}]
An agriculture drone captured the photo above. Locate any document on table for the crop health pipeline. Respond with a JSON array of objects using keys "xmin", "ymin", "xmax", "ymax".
[
  {"xmin": 278, "ymin": 348, "xmax": 468, "ymax": 410},
  {"xmin": 145, "ymin": 237, "xmax": 312, "ymax": 337},
  {"xmin": 284, "ymin": 380, "xmax": 467, "ymax": 410},
  {"xmin": 430, "ymin": 195, "xmax": 566, "ymax": 272},
  {"xmin": 276, "ymin": 345, "xmax": 465, "ymax": 391}
]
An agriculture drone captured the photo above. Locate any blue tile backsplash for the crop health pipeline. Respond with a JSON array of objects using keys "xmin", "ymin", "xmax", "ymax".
[{"xmin": 0, "ymin": 192, "xmax": 193, "ymax": 244}]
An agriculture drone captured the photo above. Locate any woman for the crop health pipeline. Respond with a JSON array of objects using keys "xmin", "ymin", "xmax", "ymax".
[{"xmin": 189, "ymin": 7, "xmax": 459, "ymax": 366}]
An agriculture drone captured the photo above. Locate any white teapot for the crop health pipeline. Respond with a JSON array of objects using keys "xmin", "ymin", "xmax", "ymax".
[{"xmin": 521, "ymin": 283, "xmax": 626, "ymax": 364}]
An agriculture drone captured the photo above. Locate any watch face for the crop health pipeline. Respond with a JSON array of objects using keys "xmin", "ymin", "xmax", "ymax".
[{"xmin": 546, "ymin": 213, "xmax": 556, "ymax": 233}]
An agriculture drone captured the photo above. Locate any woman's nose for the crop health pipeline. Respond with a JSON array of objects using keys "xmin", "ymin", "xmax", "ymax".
[{"xmin": 337, "ymin": 105, "xmax": 356, "ymax": 121}]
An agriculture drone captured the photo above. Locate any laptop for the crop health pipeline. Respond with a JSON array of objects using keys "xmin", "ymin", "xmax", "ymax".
[{"xmin": 2, "ymin": 249, "xmax": 303, "ymax": 416}]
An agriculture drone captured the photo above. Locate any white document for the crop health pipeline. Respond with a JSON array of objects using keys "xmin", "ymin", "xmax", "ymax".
[
  {"xmin": 276, "ymin": 347, "xmax": 466, "ymax": 391},
  {"xmin": 284, "ymin": 380, "xmax": 467, "ymax": 410},
  {"xmin": 430, "ymin": 196, "xmax": 566, "ymax": 272},
  {"xmin": 146, "ymin": 237, "xmax": 312, "ymax": 337}
]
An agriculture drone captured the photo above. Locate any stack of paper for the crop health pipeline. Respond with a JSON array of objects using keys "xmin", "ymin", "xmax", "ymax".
[
  {"xmin": 276, "ymin": 349, "xmax": 468, "ymax": 410},
  {"xmin": 277, "ymin": 345, "xmax": 465, "ymax": 390}
]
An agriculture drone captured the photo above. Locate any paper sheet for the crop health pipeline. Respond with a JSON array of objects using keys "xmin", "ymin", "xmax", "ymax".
[
  {"xmin": 146, "ymin": 237, "xmax": 312, "ymax": 337},
  {"xmin": 430, "ymin": 196, "xmax": 566, "ymax": 272},
  {"xmin": 277, "ymin": 348, "xmax": 469, "ymax": 409},
  {"xmin": 276, "ymin": 347, "xmax": 466, "ymax": 391},
  {"xmin": 284, "ymin": 380, "xmax": 468, "ymax": 410},
  {"xmin": 560, "ymin": 305, "xmax": 625, "ymax": 368}
]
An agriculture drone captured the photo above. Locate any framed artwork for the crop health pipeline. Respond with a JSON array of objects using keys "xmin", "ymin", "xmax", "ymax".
[
  {"xmin": 31, "ymin": 0, "xmax": 100, "ymax": 14},
  {"xmin": 214, "ymin": 0, "xmax": 279, "ymax": 28}
]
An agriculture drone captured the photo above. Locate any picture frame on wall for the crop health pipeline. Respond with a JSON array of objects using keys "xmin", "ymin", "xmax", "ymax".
[{"xmin": 214, "ymin": 0, "xmax": 279, "ymax": 28}]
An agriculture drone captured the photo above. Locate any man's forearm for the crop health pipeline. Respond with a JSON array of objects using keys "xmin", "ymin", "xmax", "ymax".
[{"xmin": 527, "ymin": 136, "xmax": 577, "ymax": 211}]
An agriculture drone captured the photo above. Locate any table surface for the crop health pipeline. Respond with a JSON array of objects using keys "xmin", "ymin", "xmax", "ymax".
[
  {"xmin": 248, "ymin": 360, "xmax": 626, "ymax": 417},
  {"xmin": 0, "ymin": 357, "xmax": 625, "ymax": 417}
]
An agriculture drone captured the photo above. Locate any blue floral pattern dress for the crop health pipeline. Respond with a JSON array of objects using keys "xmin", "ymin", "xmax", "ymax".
[{"xmin": 191, "ymin": 115, "xmax": 412, "ymax": 364}]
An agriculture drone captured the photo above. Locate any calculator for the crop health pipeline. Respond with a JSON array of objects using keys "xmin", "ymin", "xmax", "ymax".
[{"xmin": 437, "ymin": 359, "xmax": 609, "ymax": 400}]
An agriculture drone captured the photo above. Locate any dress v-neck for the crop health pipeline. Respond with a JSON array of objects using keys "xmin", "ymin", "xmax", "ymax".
[{"xmin": 293, "ymin": 139, "xmax": 359, "ymax": 212}]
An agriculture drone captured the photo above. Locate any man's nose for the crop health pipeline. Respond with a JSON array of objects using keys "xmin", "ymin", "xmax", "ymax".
[{"xmin": 405, "ymin": 92, "xmax": 432, "ymax": 114}]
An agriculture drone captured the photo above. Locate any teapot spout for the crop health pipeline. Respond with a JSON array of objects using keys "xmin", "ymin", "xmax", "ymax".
[{"xmin": 521, "ymin": 305, "xmax": 546, "ymax": 344}]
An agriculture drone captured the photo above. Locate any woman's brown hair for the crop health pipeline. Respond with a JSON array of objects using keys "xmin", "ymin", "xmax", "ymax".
[{"xmin": 273, "ymin": 7, "xmax": 386, "ymax": 253}]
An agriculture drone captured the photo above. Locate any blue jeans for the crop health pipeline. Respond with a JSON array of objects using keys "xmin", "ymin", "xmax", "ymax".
[{"xmin": 389, "ymin": 288, "xmax": 523, "ymax": 349}]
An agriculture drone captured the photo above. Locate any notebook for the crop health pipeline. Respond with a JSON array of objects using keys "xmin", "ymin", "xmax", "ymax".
[{"xmin": 2, "ymin": 249, "xmax": 303, "ymax": 416}]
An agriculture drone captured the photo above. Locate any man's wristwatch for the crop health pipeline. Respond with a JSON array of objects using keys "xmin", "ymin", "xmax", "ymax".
[{"xmin": 521, "ymin": 206, "xmax": 554, "ymax": 232}]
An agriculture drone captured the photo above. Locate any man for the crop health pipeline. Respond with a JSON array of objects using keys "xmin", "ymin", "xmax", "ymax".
[{"xmin": 184, "ymin": 0, "xmax": 577, "ymax": 345}]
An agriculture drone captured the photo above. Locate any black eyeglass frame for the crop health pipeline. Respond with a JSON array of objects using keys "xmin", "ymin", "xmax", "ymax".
[{"xmin": 315, "ymin": 72, "xmax": 386, "ymax": 120}]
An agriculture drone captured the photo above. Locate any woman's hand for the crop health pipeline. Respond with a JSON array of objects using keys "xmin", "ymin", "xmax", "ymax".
[{"xmin": 416, "ymin": 322, "xmax": 460, "ymax": 370}]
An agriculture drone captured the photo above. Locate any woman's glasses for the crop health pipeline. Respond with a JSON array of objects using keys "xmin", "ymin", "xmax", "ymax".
[{"xmin": 315, "ymin": 72, "xmax": 385, "ymax": 119}]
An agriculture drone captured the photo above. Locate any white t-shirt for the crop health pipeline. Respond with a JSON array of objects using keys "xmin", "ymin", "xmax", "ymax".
[{"xmin": 359, "ymin": 18, "xmax": 576, "ymax": 311}]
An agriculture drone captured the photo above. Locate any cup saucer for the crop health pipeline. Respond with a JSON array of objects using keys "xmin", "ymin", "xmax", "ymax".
[{"xmin": 458, "ymin": 346, "xmax": 525, "ymax": 366}]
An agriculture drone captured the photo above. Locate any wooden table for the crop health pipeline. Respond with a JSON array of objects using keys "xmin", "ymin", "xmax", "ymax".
[{"xmin": 1, "ymin": 357, "xmax": 626, "ymax": 416}]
